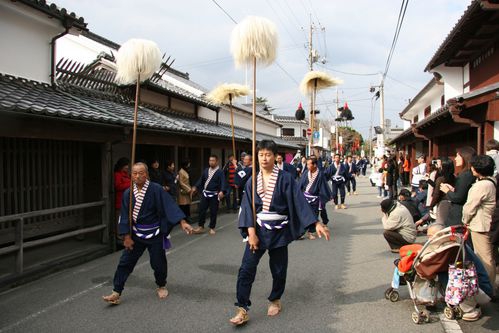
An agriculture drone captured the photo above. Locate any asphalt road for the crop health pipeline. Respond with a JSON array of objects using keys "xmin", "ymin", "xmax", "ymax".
[{"xmin": 0, "ymin": 177, "xmax": 497, "ymax": 332}]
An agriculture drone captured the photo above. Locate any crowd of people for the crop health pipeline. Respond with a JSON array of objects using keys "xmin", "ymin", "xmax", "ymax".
[
  {"xmin": 377, "ymin": 140, "xmax": 499, "ymax": 321},
  {"xmin": 108, "ymin": 142, "xmax": 375, "ymax": 324}
]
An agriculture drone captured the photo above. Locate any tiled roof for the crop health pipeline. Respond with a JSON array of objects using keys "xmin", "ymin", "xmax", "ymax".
[
  {"xmin": 16, "ymin": 0, "xmax": 87, "ymax": 31},
  {"xmin": 0, "ymin": 74, "xmax": 298, "ymax": 149},
  {"xmin": 274, "ymin": 115, "xmax": 308, "ymax": 124}
]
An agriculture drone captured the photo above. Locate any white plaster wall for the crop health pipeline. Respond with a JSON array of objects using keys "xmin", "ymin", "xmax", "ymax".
[
  {"xmin": 217, "ymin": 108, "xmax": 279, "ymax": 136},
  {"xmin": 433, "ymin": 65, "xmax": 464, "ymax": 99},
  {"xmin": 57, "ymin": 34, "xmax": 116, "ymax": 65},
  {"xmin": 198, "ymin": 106, "xmax": 217, "ymax": 122},
  {"xmin": 463, "ymin": 63, "xmax": 470, "ymax": 93},
  {"xmin": 494, "ymin": 121, "xmax": 499, "ymax": 141},
  {"xmin": 403, "ymin": 120, "xmax": 411, "ymax": 130},
  {"xmin": 0, "ymin": 1, "xmax": 65, "ymax": 83}
]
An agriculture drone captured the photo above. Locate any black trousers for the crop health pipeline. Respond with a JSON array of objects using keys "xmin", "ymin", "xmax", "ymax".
[
  {"xmin": 179, "ymin": 204, "xmax": 191, "ymax": 221},
  {"xmin": 383, "ymin": 230, "xmax": 412, "ymax": 250},
  {"xmin": 236, "ymin": 244, "xmax": 288, "ymax": 310},
  {"xmin": 198, "ymin": 196, "xmax": 219, "ymax": 229},
  {"xmin": 332, "ymin": 182, "xmax": 346, "ymax": 204},
  {"xmin": 346, "ymin": 177, "xmax": 356, "ymax": 193},
  {"xmin": 113, "ymin": 236, "xmax": 167, "ymax": 294}
]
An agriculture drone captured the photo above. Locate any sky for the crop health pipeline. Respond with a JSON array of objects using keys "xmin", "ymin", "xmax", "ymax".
[{"xmin": 54, "ymin": 0, "xmax": 471, "ymax": 139}]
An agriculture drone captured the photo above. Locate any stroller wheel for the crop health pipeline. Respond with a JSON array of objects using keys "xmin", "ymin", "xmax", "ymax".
[
  {"xmin": 384, "ymin": 287, "xmax": 393, "ymax": 300},
  {"xmin": 389, "ymin": 290, "xmax": 399, "ymax": 302},
  {"xmin": 411, "ymin": 312, "xmax": 422, "ymax": 324},
  {"xmin": 422, "ymin": 310, "xmax": 431, "ymax": 323},
  {"xmin": 454, "ymin": 306, "xmax": 463, "ymax": 319},
  {"xmin": 444, "ymin": 306, "xmax": 454, "ymax": 319}
]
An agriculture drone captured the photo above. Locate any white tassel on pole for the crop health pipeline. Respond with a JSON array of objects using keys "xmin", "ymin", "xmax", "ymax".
[
  {"xmin": 115, "ymin": 38, "xmax": 162, "ymax": 234},
  {"xmin": 206, "ymin": 83, "xmax": 249, "ymax": 105},
  {"xmin": 116, "ymin": 39, "xmax": 162, "ymax": 85},
  {"xmin": 300, "ymin": 70, "xmax": 343, "ymax": 96},
  {"xmin": 231, "ymin": 16, "xmax": 278, "ymax": 232},
  {"xmin": 231, "ymin": 16, "xmax": 278, "ymax": 68},
  {"xmin": 300, "ymin": 71, "xmax": 342, "ymax": 156}
]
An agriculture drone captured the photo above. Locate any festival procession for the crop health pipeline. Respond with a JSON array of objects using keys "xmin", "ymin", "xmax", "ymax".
[{"xmin": 0, "ymin": 0, "xmax": 499, "ymax": 332}]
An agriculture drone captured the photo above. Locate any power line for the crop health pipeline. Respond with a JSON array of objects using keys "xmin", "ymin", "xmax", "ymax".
[
  {"xmin": 210, "ymin": 0, "xmax": 237, "ymax": 24},
  {"xmin": 316, "ymin": 63, "xmax": 379, "ymax": 76},
  {"xmin": 210, "ymin": 0, "xmax": 302, "ymax": 87},
  {"xmin": 383, "ymin": 0, "xmax": 409, "ymax": 79},
  {"xmin": 385, "ymin": 74, "xmax": 419, "ymax": 90}
]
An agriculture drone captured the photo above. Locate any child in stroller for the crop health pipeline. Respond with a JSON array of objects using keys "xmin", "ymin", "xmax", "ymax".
[{"xmin": 384, "ymin": 224, "xmax": 493, "ymax": 324}]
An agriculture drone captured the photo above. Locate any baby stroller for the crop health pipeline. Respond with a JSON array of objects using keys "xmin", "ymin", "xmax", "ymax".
[{"xmin": 385, "ymin": 226, "xmax": 468, "ymax": 324}]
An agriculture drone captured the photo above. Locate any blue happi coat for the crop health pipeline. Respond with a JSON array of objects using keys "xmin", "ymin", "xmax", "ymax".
[
  {"xmin": 298, "ymin": 169, "xmax": 332, "ymax": 215},
  {"xmin": 324, "ymin": 162, "xmax": 348, "ymax": 182},
  {"xmin": 344, "ymin": 162, "xmax": 358, "ymax": 179},
  {"xmin": 238, "ymin": 170, "xmax": 317, "ymax": 250},
  {"xmin": 235, "ymin": 166, "xmax": 252, "ymax": 189},
  {"xmin": 195, "ymin": 168, "xmax": 227, "ymax": 193},
  {"xmin": 119, "ymin": 182, "xmax": 186, "ymax": 242}
]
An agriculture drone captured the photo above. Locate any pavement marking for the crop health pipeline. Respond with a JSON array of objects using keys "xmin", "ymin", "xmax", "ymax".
[
  {"xmin": 0, "ymin": 216, "xmax": 237, "ymax": 332},
  {"xmin": 439, "ymin": 314, "xmax": 463, "ymax": 333}
]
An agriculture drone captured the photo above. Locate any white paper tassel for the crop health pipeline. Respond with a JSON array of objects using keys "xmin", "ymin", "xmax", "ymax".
[
  {"xmin": 300, "ymin": 70, "xmax": 343, "ymax": 95},
  {"xmin": 231, "ymin": 16, "xmax": 278, "ymax": 68},
  {"xmin": 206, "ymin": 83, "xmax": 250, "ymax": 105},
  {"xmin": 115, "ymin": 39, "xmax": 162, "ymax": 84}
]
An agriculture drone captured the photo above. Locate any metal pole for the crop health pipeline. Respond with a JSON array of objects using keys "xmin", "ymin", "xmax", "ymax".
[
  {"xmin": 308, "ymin": 14, "xmax": 313, "ymax": 157},
  {"xmin": 336, "ymin": 88, "xmax": 339, "ymax": 154},
  {"xmin": 379, "ymin": 80, "xmax": 385, "ymax": 153}
]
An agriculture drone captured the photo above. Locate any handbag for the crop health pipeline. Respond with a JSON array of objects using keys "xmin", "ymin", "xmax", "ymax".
[{"xmin": 444, "ymin": 238, "xmax": 479, "ymax": 306}]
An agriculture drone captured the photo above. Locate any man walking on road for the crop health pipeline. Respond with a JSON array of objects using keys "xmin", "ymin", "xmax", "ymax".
[
  {"xmin": 102, "ymin": 162, "xmax": 192, "ymax": 305},
  {"xmin": 192, "ymin": 155, "xmax": 227, "ymax": 235},
  {"xmin": 326, "ymin": 153, "xmax": 348, "ymax": 209},
  {"xmin": 230, "ymin": 140, "xmax": 330, "ymax": 326},
  {"xmin": 345, "ymin": 155, "xmax": 358, "ymax": 196}
]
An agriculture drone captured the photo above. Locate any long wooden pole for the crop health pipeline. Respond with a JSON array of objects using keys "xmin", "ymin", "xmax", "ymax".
[
  {"xmin": 229, "ymin": 94, "xmax": 236, "ymax": 157},
  {"xmin": 129, "ymin": 73, "xmax": 141, "ymax": 233},
  {"xmin": 251, "ymin": 56, "xmax": 257, "ymax": 228}
]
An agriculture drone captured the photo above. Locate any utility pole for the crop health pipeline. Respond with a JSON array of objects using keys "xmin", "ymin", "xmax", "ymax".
[
  {"xmin": 335, "ymin": 87, "xmax": 339, "ymax": 155},
  {"xmin": 379, "ymin": 78, "xmax": 385, "ymax": 154},
  {"xmin": 308, "ymin": 14, "xmax": 314, "ymax": 157}
]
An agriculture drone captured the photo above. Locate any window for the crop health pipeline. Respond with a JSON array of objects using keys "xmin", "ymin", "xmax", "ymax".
[
  {"xmin": 282, "ymin": 128, "xmax": 295, "ymax": 136},
  {"xmin": 441, "ymin": 95, "xmax": 445, "ymax": 107},
  {"xmin": 424, "ymin": 106, "xmax": 431, "ymax": 118},
  {"xmin": 302, "ymin": 129, "xmax": 306, "ymax": 137},
  {"xmin": 413, "ymin": 115, "xmax": 419, "ymax": 124}
]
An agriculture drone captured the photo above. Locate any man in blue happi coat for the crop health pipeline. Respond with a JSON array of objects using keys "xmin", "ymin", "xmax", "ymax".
[
  {"xmin": 298, "ymin": 156, "xmax": 332, "ymax": 240},
  {"xmin": 229, "ymin": 140, "xmax": 330, "ymax": 326},
  {"xmin": 344, "ymin": 155, "xmax": 358, "ymax": 196},
  {"xmin": 102, "ymin": 163, "xmax": 193, "ymax": 305},
  {"xmin": 192, "ymin": 155, "xmax": 227, "ymax": 235},
  {"xmin": 235, "ymin": 154, "xmax": 253, "ymax": 198},
  {"xmin": 276, "ymin": 153, "xmax": 297, "ymax": 179},
  {"xmin": 325, "ymin": 153, "xmax": 348, "ymax": 209}
]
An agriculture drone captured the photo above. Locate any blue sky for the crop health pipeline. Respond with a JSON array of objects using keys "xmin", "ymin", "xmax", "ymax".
[{"xmin": 54, "ymin": 0, "xmax": 470, "ymax": 139}]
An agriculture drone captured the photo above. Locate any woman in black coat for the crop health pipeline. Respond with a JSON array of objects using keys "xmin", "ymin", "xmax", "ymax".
[
  {"xmin": 386, "ymin": 154, "xmax": 399, "ymax": 199},
  {"xmin": 440, "ymin": 146, "xmax": 476, "ymax": 226}
]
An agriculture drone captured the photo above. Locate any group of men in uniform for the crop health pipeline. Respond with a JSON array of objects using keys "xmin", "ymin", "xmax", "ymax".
[{"xmin": 103, "ymin": 142, "xmax": 366, "ymax": 326}]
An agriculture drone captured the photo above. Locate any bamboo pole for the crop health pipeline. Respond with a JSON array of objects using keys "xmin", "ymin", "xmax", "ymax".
[
  {"xmin": 128, "ymin": 73, "xmax": 140, "ymax": 233},
  {"xmin": 229, "ymin": 94, "xmax": 236, "ymax": 157},
  {"xmin": 251, "ymin": 56, "xmax": 257, "ymax": 229}
]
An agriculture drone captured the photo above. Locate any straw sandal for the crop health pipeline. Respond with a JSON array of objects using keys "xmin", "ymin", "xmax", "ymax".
[
  {"xmin": 102, "ymin": 291, "xmax": 121, "ymax": 305},
  {"xmin": 267, "ymin": 300, "xmax": 281, "ymax": 316},
  {"xmin": 229, "ymin": 307, "xmax": 249, "ymax": 326}
]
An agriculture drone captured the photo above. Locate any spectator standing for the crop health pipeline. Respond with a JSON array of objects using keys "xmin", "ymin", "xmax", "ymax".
[
  {"xmin": 164, "ymin": 160, "xmax": 178, "ymax": 199},
  {"xmin": 440, "ymin": 146, "xmax": 477, "ymax": 226},
  {"xmin": 149, "ymin": 159, "xmax": 167, "ymax": 188},
  {"xmin": 485, "ymin": 139, "xmax": 499, "ymax": 176},
  {"xmin": 429, "ymin": 158, "xmax": 456, "ymax": 225},
  {"xmin": 411, "ymin": 155, "xmax": 426, "ymax": 192},
  {"xmin": 223, "ymin": 154, "xmax": 238, "ymax": 212},
  {"xmin": 114, "ymin": 157, "xmax": 131, "ymax": 236},
  {"xmin": 462, "ymin": 155, "xmax": 497, "ymax": 292},
  {"xmin": 177, "ymin": 160, "xmax": 193, "ymax": 222},
  {"xmin": 403, "ymin": 154, "xmax": 411, "ymax": 186}
]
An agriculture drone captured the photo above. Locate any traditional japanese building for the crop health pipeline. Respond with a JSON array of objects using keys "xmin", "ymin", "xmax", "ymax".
[
  {"xmin": 0, "ymin": 0, "xmax": 298, "ymax": 287},
  {"xmin": 391, "ymin": 0, "xmax": 499, "ymax": 162}
]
